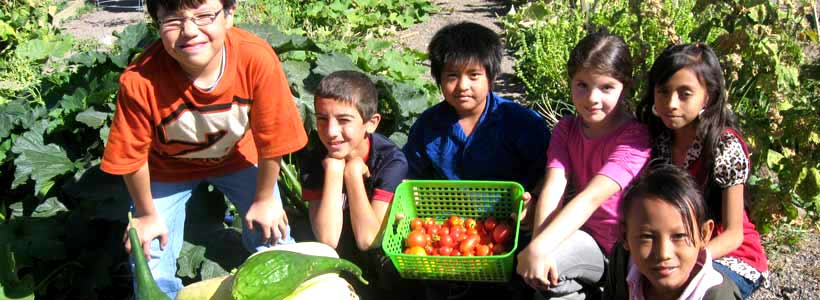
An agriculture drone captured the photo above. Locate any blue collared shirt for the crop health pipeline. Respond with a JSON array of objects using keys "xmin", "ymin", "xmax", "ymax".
[{"xmin": 402, "ymin": 93, "xmax": 551, "ymax": 191}]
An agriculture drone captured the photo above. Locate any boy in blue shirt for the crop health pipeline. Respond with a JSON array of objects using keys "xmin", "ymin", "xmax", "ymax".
[
  {"xmin": 299, "ymin": 70, "xmax": 410, "ymax": 299},
  {"xmin": 403, "ymin": 22, "xmax": 550, "ymax": 219},
  {"xmin": 402, "ymin": 22, "xmax": 550, "ymax": 299}
]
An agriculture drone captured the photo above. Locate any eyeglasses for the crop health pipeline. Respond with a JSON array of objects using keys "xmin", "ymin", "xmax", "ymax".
[{"xmin": 159, "ymin": 9, "xmax": 223, "ymax": 30}]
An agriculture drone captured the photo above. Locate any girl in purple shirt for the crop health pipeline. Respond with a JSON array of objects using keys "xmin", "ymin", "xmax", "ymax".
[{"xmin": 517, "ymin": 32, "xmax": 651, "ymax": 299}]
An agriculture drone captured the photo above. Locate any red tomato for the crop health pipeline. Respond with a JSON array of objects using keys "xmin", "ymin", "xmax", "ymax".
[
  {"xmin": 464, "ymin": 218, "xmax": 477, "ymax": 230},
  {"xmin": 484, "ymin": 216, "xmax": 497, "ymax": 232},
  {"xmin": 406, "ymin": 231, "xmax": 428, "ymax": 248},
  {"xmin": 404, "ymin": 246, "xmax": 427, "ymax": 256},
  {"xmin": 439, "ymin": 227, "xmax": 450, "ymax": 236},
  {"xmin": 428, "ymin": 225, "xmax": 440, "ymax": 236},
  {"xmin": 466, "ymin": 228, "xmax": 479, "ymax": 236},
  {"xmin": 423, "ymin": 217, "xmax": 436, "ymax": 230},
  {"xmin": 475, "ymin": 245, "xmax": 491, "ymax": 256},
  {"xmin": 478, "ymin": 231, "xmax": 492, "ymax": 245},
  {"xmin": 410, "ymin": 218, "xmax": 423, "ymax": 231},
  {"xmin": 492, "ymin": 223, "xmax": 513, "ymax": 244},
  {"xmin": 492, "ymin": 243, "xmax": 506, "ymax": 255},
  {"xmin": 437, "ymin": 246, "xmax": 453, "ymax": 256},
  {"xmin": 437, "ymin": 234, "xmax": 456, "ymax": 248},
  {"xmin": 447, "ymin": 215, "xmax": 463, "ymax": 227},
  {"xmin": 459, "ymin": 238, "xmax": 477, "ymax": 254}
]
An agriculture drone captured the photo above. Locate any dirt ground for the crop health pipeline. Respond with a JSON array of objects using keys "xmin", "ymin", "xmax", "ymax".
[{"xmin": 59, "ymin": 1, "xmax": 820, "ymax": 299}]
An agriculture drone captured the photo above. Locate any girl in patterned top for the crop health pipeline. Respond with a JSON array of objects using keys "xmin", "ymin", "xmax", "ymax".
[{"xmin": 637, "ymin": 43, "xmax": 768, "ymax": 299}]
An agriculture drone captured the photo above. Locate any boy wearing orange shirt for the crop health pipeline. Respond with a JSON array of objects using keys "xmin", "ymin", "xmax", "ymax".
[{"xmin": 100, "ymin": 0, "xmax": 307, "ymax": 298}]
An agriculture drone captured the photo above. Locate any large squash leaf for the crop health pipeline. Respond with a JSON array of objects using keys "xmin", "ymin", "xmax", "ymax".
[{"xmin": 11, "ymin": 120, "xmax": 75, "ymax": 196}]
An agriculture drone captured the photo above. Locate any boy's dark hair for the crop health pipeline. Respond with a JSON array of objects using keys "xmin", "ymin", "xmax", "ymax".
[
  {"xmin": 428, "ymin": 22, "xmax": 502, "ymax": 88},
  {"xmin": 636, "ymin": 43, "xmax": 743, "ymax": 222},
  {"xmin": 147, "ymin": 0, "xmax": 236, "ymax": 22},
  {"xmin": 314, "ymin": 70, "xmax": 379, "ymax": 120},
  {"xmin": 620, "ymin": 162, "xmax": 708, "ymax": 245},
  {"xmin": 567, "ymin": 31, "xmax": 634, "ymax": 88}
]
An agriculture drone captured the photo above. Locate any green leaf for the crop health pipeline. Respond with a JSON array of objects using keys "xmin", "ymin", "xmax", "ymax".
[
  {"xmin": 240, "ymin": 23, "xmax": 290, "ymax": 49},
  {"xmin": 114, "ymin": 23, "xmax": 151, "ymax": 53},
  {"xmin": 313, "ymin": 53, "xmax": 361, "ymax": 76},
  {"xmin": 282, "ymin": 61, "xmax": 311, "ymax": 87},
  {"xmin": 14, "ymin": 38, "xmax": 73, "ymax": 61},
  {"xmin": 11, "ymin": 121, "xmax": 75, "ymax": 195},
  {"xmin": 766, "ymin": 149, "xmax": 784, "ymax": 171},
  {"xmin": 31, "ymin": 197, "xmax": 68, "ymax": 218},
  {"xmin": 100, "ymin": 125, "xmax": 110, "ymax": 147},
  {"xmin": 75, "ymin": 107, "xmax": 110, "ymax": 129},
  {"xmin": 60, "ymin": 88, "xmax": 87, "ymax": 114},
  {"xmin": 0, "ymin": 101, "xmax": 29, "ymax": 139},
  {"xmin": 176, "ymin": 242, "xmax": 206, "ymax": 279},
  {"xmin": 0, "ymin": 20, "xmax": 18, "ymax": 41},
  {"xmin": 747, "ymin": 4, "xmax": 767, "ymax": 23},
  {"xmin": 389, "ymin": 131, "xmax": 408, "ymax": 147},
  {"xmin": 795, "ymin": 167, "xmax": 820, "ymax": 210}
]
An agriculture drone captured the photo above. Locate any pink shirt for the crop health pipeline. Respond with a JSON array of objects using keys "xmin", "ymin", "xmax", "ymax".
[{"xmin": 547, "ymin": 116, "xmax": 651, "ymax": 255}]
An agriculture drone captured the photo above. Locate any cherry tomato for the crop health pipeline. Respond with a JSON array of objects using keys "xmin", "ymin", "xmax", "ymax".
[
  {"xmin": 475, "ymin": 244, "xmax": 491, "ymax": 256},
  {"xmin": 423, "ymin": 217, "xmax": 436, "ymax": 230},
  {"xmin": 404, "ymin": 246, "xmax": 427, "ymax": 256},
  {"xmin": 478, "ymin": 231, "xmax": 492, "ymax": 245},
  {"xmin": 410, "ymin": 218, "xmax": 423, "ymax": 231},
  {"xmin": 406, "ymin": 231, "xmax": 428, "ymax": 248},
  {"xmin": 466, "ymin": 228, "xmax": 479, "ymax": 236},
  {"xmin": 437, "ymin": 234, "xmax": 456, "ymax": 248},
  {"xmin": 464, "ymin": 218, "xmax": 477, "ymax": 230},
  {"xmin": 425, "ymin": 234, "xmax": 432, "ymax": 246},
  {"xmin": 428, "ymin": 225, "xmax": 441, "ymax": 236},
  {"xmin": 484, "ymin": 216, "xmax": 497, "ymax": 232},
  {"xmin": 447, "ymin": 215, "xmax": 463, "ymax": 227},
  {"xmin": 459, "ymin": 238, "xmax": 477, "ymax": 254},
  {"xmin": 437, "ymin": 246, "xmax": 453, "ymax": 256},
  {"xmin": 492, "ymin": 243, "xmax": 506, "ymax": 255},
  {"xmin": 439, "ymin": 227, "xmax": 450, "ymax": 236},
  {"xmin": 492, "ymin": 223, "xmax": 513, "ymax": 244},
  {"xmin": 453, "ymin": 250, "xmax": 462, "ymax": 257}
]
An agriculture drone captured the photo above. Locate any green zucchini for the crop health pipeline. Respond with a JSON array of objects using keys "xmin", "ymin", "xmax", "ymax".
[
  {"xmin": 231, "ymin": 250, "xmax": 368, "ymax": 300},
  {"xmin": 128, "ymin": 213, "xmax": 171, "ymax": 300}
]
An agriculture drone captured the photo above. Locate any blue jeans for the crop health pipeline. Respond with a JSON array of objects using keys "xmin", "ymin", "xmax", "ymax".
[
  {"xmin": 131, "ymin": 166, "xmax": 295, "ymax": 299},
  {"xmin": 713, "ymin": 261, "xmax": 763, "ymax": 299}
]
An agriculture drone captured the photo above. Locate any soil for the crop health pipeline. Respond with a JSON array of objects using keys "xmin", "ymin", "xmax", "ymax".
[{"xmin": 59, "ymin": 0, "xmax": 820, "ymax": 299}]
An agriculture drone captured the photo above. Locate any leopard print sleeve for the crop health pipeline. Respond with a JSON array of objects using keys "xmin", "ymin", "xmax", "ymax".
[{"xmin": 713, "ymin": 133, "xmax": 749, "ymax": 188}]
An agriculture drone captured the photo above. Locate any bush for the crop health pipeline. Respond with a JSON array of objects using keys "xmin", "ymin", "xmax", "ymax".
[{"xmin": 503, "ymin": 0, "xmax": 820, "ymax": 227}]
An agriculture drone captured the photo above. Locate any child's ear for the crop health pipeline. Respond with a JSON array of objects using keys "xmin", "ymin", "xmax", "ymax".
[
  {"xmin": 701, "ymin": 219, "xmax": 715, "ymax": 244},
  {"xmin": 224, "ymin": 5, "xmax": 236, "ymax": 29},
  {"xmin": 365, "ymin": 113, "xmax": 381, "ymax": 134}
]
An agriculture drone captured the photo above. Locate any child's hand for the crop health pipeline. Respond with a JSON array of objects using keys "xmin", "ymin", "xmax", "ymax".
[
  {"xmin": 322, "ymin": 156, "xmax": 346, "ymax": 173},
  {"xmin": 123, "ymin": 213, "xmax": 168, "ymax": 261},
  {"xmin": 344, "ymin": 157, "xmax": 370, "ymax": 179},
  {"xmin": 245, "ymin": 195, "xmax": 289, "ymax": 244},
  {"xmin": 514, "ymin": 192, "xmax": 535, "ymax": 231},
  {"xmin": 517, "ymin": 243, "xmax": 559, "ymax": 291}
]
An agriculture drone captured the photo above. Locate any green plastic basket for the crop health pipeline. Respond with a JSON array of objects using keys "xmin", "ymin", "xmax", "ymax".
[{"xmin": 382, "ymin": 180, "xmax": 524, "ymax": 282}]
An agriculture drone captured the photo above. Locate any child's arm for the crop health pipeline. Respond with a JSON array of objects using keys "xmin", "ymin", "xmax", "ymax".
[
  {"xmin": 531, "ymin": 168, "xmax": 568, "ymax": 237},
  {"xmin": 518, "ymin": 175, "xmax": 620, "ymax": 288},
  {"xmin": 122, "ymin": 163, "xmax": 167, "ymax": 260},
  {"xmin": 343, "ymin": 157, "xmax": 391, "ymax": 250},
  {"xmin": 308, "ymin": 157, "xmax": 346, "ymax": 248},
  {"xmin": 706, "ymin": 184, "xmax": 745, "ymax": 258},
  {"xmin": 245, "ymin": 157, "xmax": 289, "ymax": 244}
]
